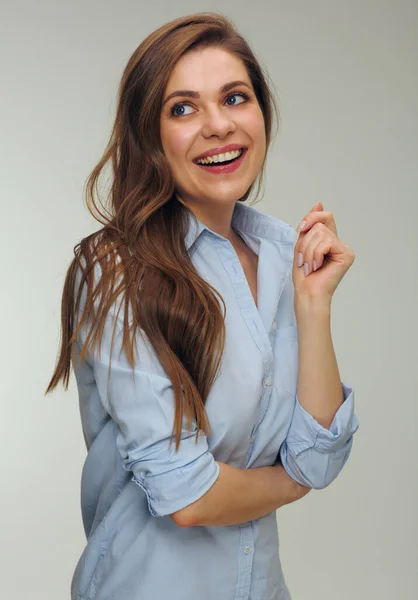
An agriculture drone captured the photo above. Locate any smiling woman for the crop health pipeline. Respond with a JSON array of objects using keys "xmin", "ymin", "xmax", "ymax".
[
  {"xmin": 159, "ymin": 46, "xmax": 267, "ymax": 219},
  {"xmin": 45, "ymin": 10, "xmax": 359, "ymax": 600}
]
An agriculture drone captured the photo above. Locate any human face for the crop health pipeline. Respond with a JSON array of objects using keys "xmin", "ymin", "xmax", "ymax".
[{"xmin": 160, "ymin": 46, "xmax": 266, "ymax": 228}]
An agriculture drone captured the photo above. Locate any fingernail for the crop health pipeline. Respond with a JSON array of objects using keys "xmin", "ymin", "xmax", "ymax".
[
  {"xmin": 297, "ymin": 252, "xmax": 303, "ymax": 267},
  {"xmin": 304, "ymin": 262, "xmax": 309, "ymax": 276},
  {"xmin": 296, "ymin": 220, "xmax": 307, "ymax": 232},
  {"xmin": 313, "ymin": 260, "xmax": 317, "ymax": 271}
]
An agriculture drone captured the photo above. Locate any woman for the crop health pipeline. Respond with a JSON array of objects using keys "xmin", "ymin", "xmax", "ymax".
[{"xmin": 46, "ymin": 12, "xmax": 359, "ymax": 600}]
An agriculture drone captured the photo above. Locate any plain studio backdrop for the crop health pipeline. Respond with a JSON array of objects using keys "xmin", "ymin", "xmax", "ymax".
[{"xmin": 1, "ymin": 1, "xmax": 417, "ymax": 599}]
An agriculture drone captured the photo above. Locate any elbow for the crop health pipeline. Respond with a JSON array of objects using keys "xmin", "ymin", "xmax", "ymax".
[
  {"xmin": 281, "ymin": 437, "xmax": 354, "ymax": 490},
  {"xmin": 169, "ymin": 506, "xmax": 195, "ymax": 527},
  {"xmin": 169, "ymin": 502, "xmax": 199, "ymax": 528},
  {"xmin": 169, "ymin": 509, "xmax": 191, "ymax": 527}
]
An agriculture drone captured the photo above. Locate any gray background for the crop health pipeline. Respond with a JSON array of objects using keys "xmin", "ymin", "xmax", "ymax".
[{"xmin": 1, "ymin": 1, "xmax": 417, "ymax": 598}]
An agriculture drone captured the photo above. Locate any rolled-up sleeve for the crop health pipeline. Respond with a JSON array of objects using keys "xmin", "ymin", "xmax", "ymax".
[
  {"xmin": 94, "ymin": 359, "xmax": 220, "ymax": 517},
  {"xmin": 279, "ymin": 381, "xmax": 359, "ymax": 489},
  {"xmin": 75, "ymin": 262, "xmax": 220, "ymax": 518}
]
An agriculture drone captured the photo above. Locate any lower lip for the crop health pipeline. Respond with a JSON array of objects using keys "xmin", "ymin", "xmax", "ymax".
[{"xmin": 194, "ymin": 148, "xmax": 248, "ymax": 174}]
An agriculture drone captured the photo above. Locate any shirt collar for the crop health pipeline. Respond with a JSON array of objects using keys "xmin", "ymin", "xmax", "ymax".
[{"xmin": 184, "ymin": 200, "xmax": 295, "ymax": 252}]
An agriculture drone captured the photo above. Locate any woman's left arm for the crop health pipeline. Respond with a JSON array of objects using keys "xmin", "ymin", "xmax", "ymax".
[
  {"xmin": 279, "ymin": 202, "xmax": 360, "ymax": 490},
  {"xmin": 294, "ymin": 297, "xmax": 344, "ymax": 430}
]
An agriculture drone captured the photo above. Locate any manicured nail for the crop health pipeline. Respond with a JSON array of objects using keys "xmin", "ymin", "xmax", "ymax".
[
  {"xmin": 296, "ymin": 220, "xmax": 307, "ymax": 232},
  {"xmin": 304, "ymin": 262, "xmax": 309, "ymax": 276},
  {"xmin": 313, "ymin": 260, "xmax": 317, "ymax": 271},
  {"xmin": 297, "ymin": 252, "xmax": 303, "ymax": 267}
]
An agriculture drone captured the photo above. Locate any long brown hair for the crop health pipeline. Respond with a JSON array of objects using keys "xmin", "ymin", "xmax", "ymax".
[{"xmin": 45, "ymin": 12, "xmax": 280, "ymax": 451}]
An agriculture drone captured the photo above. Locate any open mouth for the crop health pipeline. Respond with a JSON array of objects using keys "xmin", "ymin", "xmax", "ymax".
[{"xmin": 194, "ymin": 148, "xmax": 247, "ymax": 166}]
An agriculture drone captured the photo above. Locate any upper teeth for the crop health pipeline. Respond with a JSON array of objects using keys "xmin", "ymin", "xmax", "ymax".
[{"xmin": 196, "ymin": 149, "xmax": 243, "ymax": 164}]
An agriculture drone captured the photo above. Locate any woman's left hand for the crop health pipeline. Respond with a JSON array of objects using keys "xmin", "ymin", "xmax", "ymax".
[{"xmin": 292, "ymin": 201, "xmax": 355, "ymax": 303}]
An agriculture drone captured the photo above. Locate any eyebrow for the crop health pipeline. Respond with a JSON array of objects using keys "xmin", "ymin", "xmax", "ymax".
[{"xmin": 163, "ymin": 80, "xmax": 252, "ymax": 106}]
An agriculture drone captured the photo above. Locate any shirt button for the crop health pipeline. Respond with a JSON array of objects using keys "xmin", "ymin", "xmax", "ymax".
[
  {"xmin": 243, "ymin": 546, "xmax": 252, "ymax": 554},
  {"xmin": 250, "ymin": 435, "xmax": 256, "ymax": 444},
  {"xmin": 272, "ymin": 320, "xmax": 277, "ymax": 330},
  {"xmin": 265, "ymin": 377, "xmax": 273, "ymax": 386}
]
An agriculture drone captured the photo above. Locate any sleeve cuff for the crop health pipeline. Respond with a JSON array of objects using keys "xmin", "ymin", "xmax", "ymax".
[
  {"xmin": 286, "ymin": 381, "xmax": 359, "ymax": 457},
  {"xmin": 131, "ymin": 446, "xmax": 220, "ymax": 518}
]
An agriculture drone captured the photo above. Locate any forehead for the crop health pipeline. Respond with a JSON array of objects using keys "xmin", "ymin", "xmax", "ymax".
[{"xmin": 165, "ymin": 47, "xmax": 250, "ymax": 91}]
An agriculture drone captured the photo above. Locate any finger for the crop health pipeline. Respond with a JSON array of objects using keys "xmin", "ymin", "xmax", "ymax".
[
  {"xmin": 296, "ymin": 210, "xmax": 326, "ymax": 233},
  {"xmin": 296, "ymin": 222, "xmax": 327, "ymax": 254},
  {"xmin": 299, "ymin": 231, "xmax": 323, "ymax": 275},
  {"xmin": 313, "ymin": 237, "xmax": 333, "ymax": 270},
  {"xmin": 297, "ymin": 210, "xmax": 333, "ymax": 232},
  {"xmin": 296, "ymin": 210, "xmax": 337, "ymax": 236},
  {"xmin": 309, "ymin": 201, "xmax": 323, "ymax": 213}
]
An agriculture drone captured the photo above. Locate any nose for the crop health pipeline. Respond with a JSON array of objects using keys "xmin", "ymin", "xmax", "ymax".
[{"xmin": 201, "ymin": 107, "xmax": 236, "ymax": 138}]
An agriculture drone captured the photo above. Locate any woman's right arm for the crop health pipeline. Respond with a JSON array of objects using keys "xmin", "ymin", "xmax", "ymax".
[
  {"xmin": 171, "ymin": 462, "xmax": 312, "ymax": 527},
  {"xmin": 74, "ymin": 263, "xmax": 311, "ymax": 530}
]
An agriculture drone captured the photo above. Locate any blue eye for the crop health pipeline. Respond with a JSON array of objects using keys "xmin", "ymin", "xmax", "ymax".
[{"xmin": 170, "ymin": 92, "xmax": 249, "ymax": 118}]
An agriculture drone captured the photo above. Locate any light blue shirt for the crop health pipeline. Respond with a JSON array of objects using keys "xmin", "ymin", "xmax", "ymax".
[{"xmin": 71, "ymin": 201, "xmax": 359, "ymax": 600}]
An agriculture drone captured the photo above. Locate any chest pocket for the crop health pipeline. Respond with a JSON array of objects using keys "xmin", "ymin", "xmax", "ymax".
[{"xmin": 273, "ymin": 324, "xmax": 299, "ymax": 397}]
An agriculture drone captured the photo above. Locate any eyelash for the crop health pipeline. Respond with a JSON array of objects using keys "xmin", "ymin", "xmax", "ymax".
[{"xmin": 169, "ymin": 92, "xmax": 250, "ymax": 118}]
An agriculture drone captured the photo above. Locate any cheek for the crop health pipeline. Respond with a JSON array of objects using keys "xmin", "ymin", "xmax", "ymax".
[
  {"xmin": 242, "ymin": 108, "xmax": 266, "ymax": 147},
  {"xmin": 164, "ymin": 124, "xmax": 194, "ymax": 160}
]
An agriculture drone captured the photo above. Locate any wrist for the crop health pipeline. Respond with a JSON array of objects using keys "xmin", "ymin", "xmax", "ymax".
[{"xmin": 294, "ymin": 294, "xmax": 331, "ymax": 318}]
